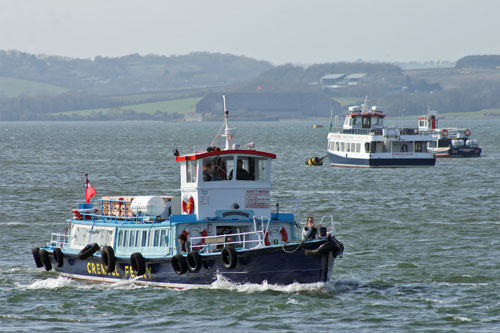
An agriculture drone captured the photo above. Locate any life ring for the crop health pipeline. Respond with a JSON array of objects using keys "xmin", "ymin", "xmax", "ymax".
[
  {"xmin": 31, "ymin": 247, "xmax": 43, "ymax": 268},
  {"xmin": 39, "ymin": 249, "xmax": 52, "ymax": 271},
  {"xmin": 172, "ymin": 254, "xmax": 187, "ymax": 275},
  {"xmin": 186, "ymin": 251, "xmax": 202, "ymax": 273},
  {"xmin": 264, "ymin": 226, "xmax": 288, "ymax": 246},
  {"xmin": 221, "ymin": 246, "xmax": 237, "ymax": 269},
  {"xmin": 182, "ymin": 195, "xmax": 195, "ymax": 214},
  {"xmin": 101, "ymin": 246, "xmax": 116, "ymax": 273},
  {"xmin": 78, "ymin": 243, "xmax": 99, "ymax": 260},
  {"xmin": 464, "ymin": 129, "xmax": 471, "ymax": 137},
  {"xmin": 441, "ymin": 129, "xmax": 449, "ymax": 137},
  {"xmin": 53, "ymin": 248, "xmax": 64, "ymax": 268},
  {"xmin": 182, "ymin": 226, "xmax": 208, "ymax": 251},
  {"xmin": 130, "ymin": 252, "xmax": 146, "ymax": 276}
]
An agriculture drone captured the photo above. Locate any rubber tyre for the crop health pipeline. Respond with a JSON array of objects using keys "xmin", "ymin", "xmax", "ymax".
[
  {"xmin": 78, "ymin": 243, "xmax": 99, "ymax": 260},
  {"xmin": 32, "ymin": 247, "xmax": 43, "ymax": 268},
  {"xmin": 53, "ymin": 248, "xmax": 64, "ymax": 268},
  {"xmin": 101, "ymin": 246, "xmax": 116, "ymax": 273},
  {"xmin": 186, "ymin": 251, "xmax": 202, "ymax": 273},
  {"xmin": 172, "ymin": 254, "xmax": 187, "ymax": 275},
  {"xmin": 221, "ymin": 247, "xmax": 237, "ymax": 269},
  {"xmin": 130, "ymin": 252, "xmax": 146, "ymax": 276},
  {"xmin": 39, "ymin": 249, "xmax": 52, "ymax": 271}
]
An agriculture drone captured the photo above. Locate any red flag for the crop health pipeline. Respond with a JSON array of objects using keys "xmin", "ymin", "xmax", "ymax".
[{"xmin": 85, "ymin": 174, "xmax": 97, "ymax": 203}]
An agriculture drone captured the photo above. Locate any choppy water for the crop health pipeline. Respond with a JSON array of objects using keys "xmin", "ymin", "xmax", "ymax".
[{"xmin": 1, "ymin": 119, "xmax": 499, "ymax": 331}]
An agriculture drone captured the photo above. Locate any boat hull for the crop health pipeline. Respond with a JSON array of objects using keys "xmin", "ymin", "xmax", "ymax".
[
  {"xmin": 327, "ymin": 152, "xmax": 436, "ymax": 168},
  {"xmin": 47, "ymin": 240, "xmax": 339, "ymax": 288},
  {"xmin": 433, "ymin": 147, "xmax": 482, "ymax": 158}
]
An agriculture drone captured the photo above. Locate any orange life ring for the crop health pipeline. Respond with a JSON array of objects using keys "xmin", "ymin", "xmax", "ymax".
[
  {"xmin": 441, "ymin": 129, "xmax": 449, "ymax": 137},
  {"xmin": 182, "ymin": 196, "xmax": 195, "ymax": 214},
  {"xmin": 182, "ymin": 227, "xmax": 208, "ymax": 250},
  {"xmin": 464, "ymin": 129, "xmax": 471, "ymax": 137},
  {"xmin": 264, "ymin": 227, "xmax": 288, "ymax": 246}
]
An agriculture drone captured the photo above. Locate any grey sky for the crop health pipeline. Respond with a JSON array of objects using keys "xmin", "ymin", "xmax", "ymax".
[{"xmin": 2, "ymin": 0, "xmax": 499, "ymax": 64}]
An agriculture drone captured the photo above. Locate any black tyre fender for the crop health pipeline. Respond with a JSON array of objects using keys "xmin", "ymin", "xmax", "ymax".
[
  {"xmin": 172, "ymin": 254, "xmax": 187, "ymax": 275},
  {"xmin": 186, "ymin": 251, "xmax": 202, "ymax": 273},
  {"xmin": 53, "ymin": 248, "xmax": 64, "ymax": 268},
  {"xmin": 78, "ymin": 243, "xmax": 99, "ymax": 260},
  {"xmin": 32, "ymin": 247, "xmax": 43, "ymax": 268},
  {"xmin": 221, "ymin": 247, "xmax": 237, "ymax": 269},
  {"xmin": 39, "ymin": 249, "xmax": 52, "ymax": 271},
  {"xmin": 101, "ymin": 246, "xmax": 116, "ymax": 273},
  {"xmin": 130, "ymin": 252, "xmax": 146, "ymax": 276}
]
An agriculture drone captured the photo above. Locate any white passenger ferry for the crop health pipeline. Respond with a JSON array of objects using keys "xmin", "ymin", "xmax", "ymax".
[{"xmin": 326, "ymin": 104, "xmax": 436, "ymax": 168}]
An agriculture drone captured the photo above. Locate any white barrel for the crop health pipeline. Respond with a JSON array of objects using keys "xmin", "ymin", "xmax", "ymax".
[{"xmin": 131, "ymin": 196, "xmax": 167, "ymax": 216}]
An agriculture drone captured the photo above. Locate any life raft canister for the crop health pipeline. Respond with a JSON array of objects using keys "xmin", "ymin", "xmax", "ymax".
[
  {"xmin": 441, "ymin": 129, "xmax": 449, "ymax": 137},
  {"xmin": 464, "ymin": 129, "xmax": 471, "ymax": 137},
  {"xmin": 264, "ymin": 226, "xmax": 288, "ymax": 246},
  {"xmin": 182, "ymin": 195, "xmax": 195, "ymax": 214}
]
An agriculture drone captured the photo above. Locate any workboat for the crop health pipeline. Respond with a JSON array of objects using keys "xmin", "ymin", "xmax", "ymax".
[
  {"xmin": 31, "ymin": 96, "xmax": 343, "ymax": 288},
  {"xmin": 326, "ymin": 103, "xmax": 436, "ymax": 168},
  {"xmin": 417, "ymin": 113, "xmax": 481, "ymax": 158}
]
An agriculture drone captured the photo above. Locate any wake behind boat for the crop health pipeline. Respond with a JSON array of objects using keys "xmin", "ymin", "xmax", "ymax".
[
  {"xmin": 31, "ymin": 96, "xmax": 343, "ymax": 288},
  {"xmin": 326, "ymin": 102, "xmax": 436, "ymax": 168}
]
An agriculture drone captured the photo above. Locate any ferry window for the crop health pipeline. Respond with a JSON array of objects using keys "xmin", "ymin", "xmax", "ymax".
[
  {"xmin": 154, "ymin": 230, "xmax": 160, "ymax": 246},
  {"xmin": 352, "ymin": 117, "xmax": 360, "ymax": 126},
  {"xmin": 186, "ymin": 160, "xmax": 197, "ymax": 183},
  {"xmin": 118, "ymin": 230, "xmax": 123, "ymax": 246},
  {"xmin": 362, "ymin": 116, "xmax": 371, "ymax": 128},
  {"xmin": 203, "ymin": 156, "xmax": 233, "ymax": 182},
  {"xmin": 123, "ymin": 230, "xmax": 129, "ymax": 247},
  {"xmin": 341, "ymin": 142, "xmax": 345, "ymax": 152},
  {"xmin": 372, "ymin": 117, "xmax": 382, "ymax": 126},
  {"xmin": 370, "ymin": 142, "xmax": 377, "ymax": 153},
  {"xmin": 415, "ymin": 142, "xmax": 423, "ymax": 152},
  {"xmin": 336, "ymin": 142, "xmax": 340, "ymax": 151},
  {"xmin": 351, "ymin": 143, "xmax": 355, "ymax": 152},
  {"xmin": 142, "ymin": 231, "xmax": 148, "ymax": 247},
  {"xmin": 160, "ymin": 230, "xmax": 166, "ymax": 246},
  {"xmin": 129, "ymin": 230, "xmax": 135, "ymax": 247},
  {"xmin": 348, "ymin": 118, "xmax": 353, "ymax": 126},
  {"xmin": 364, "ymin": 142, "xmax": 370, "ymax": 153},
  {"xmin": 230, "ymin": 157, "xmax": 264, "ymax": 181},
  {"xmin": 429, "ymin": 141, "xmax": 436, "ymax": 148},
  {"xmin": 356, "ymin": 143, "xmax": 360, "ymax": 153}
]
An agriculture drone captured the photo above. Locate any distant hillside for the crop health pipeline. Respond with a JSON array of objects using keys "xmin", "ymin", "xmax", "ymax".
[
  {"xmin": 0, "ymin": 50, "xmax": 273, "ymax": 95},
  {"xmin": 456, "ymin": 55, "xmax": 500, "ymax": 68}
]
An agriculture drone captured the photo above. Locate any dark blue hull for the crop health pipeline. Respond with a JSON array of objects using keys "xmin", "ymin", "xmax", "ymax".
[
  {"xmin": 436, "ymin": 147, "xmax": 482, "ymax": 158},
  {"xmin": 327, "ymin": 152, "xmax": 435, "ymax": 168},
  {"xmin": 46, "ymin": 240, "xmax": 338, "ymax": 287}
]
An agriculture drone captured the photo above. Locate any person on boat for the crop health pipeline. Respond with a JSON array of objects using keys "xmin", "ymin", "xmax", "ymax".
[
  {"xmin": 302, "ymin": 216, "xmax": 317, "ymax": 240},
  {"xmin": 178, "ymin": 233, "xmax": 191, "ymax": 253},
  {"xmin": 203, "ymin": 162, "xmax": 222, "ymax": 181},
  {"xmin": 229, "ymin": 159, "xmax": 253, "ymax": 180}
]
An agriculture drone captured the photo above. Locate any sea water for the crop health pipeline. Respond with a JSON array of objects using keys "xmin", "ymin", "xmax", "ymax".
[{"xmin": 1, "ymin": 119, "xmax": 499, "ymax": 331}]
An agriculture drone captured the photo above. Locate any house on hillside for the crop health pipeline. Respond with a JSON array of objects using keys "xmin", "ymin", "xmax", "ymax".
[
  {"xmin": 193, "ymin": 92, "xmax": 338, "ymax": 121},
  {"xmin": 321, "ymin": 73, "xmax": 368, "ymax": 89}
]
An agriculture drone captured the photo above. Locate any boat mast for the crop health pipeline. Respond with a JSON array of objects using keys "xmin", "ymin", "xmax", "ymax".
[{"xmin": 221, "ymin": 95, "xmax": 235, "ymax": 150}]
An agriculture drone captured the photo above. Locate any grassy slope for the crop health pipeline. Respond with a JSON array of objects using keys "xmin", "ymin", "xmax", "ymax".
[
  {"xmin": 52, "ymin": 97, "xmax": 203, "ymax": 116},
  {"xmin": 0, "ymin": 76, "xmax": 68, "ymax": 97}
]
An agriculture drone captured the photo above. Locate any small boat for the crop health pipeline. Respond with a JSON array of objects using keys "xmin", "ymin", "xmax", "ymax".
[
  {"xmin": 31, "ymin": 96, "xmax": 344, "ymax": 288},
  {"xmin": 326, "ymin": 102, "xmax": 436, "ymax": 168},
  {"xmin": 313, "ymin": 124, "xmax": 323, "ymax": 128},
  {"xmin": 417, "ymin": 113, "xmax": 482, "ymax": 158}
]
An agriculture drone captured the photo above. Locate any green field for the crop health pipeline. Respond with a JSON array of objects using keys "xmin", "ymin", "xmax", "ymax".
[
  {"xmin": 52, "ymin": 97, "xmax": 203, "ymax": 116},
  {"xmin": 0, "ymin": 76, "xmax": 68, "ymax": 97}
]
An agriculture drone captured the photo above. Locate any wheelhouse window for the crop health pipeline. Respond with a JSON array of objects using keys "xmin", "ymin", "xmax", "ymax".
[
  {"xmin": 362, "ymin": 116, "xmax": 371, "ymax": 128},
  {"xmin": 229, "ymin": 157, "xmax": 267, "ymax": 181},
  {"xmin": 203, "ymin": 156, "xmax": 233, "ymax": 182},
  {"xmin": 186, "ymin": 160, "xmax": 197, "ymax": 183}
]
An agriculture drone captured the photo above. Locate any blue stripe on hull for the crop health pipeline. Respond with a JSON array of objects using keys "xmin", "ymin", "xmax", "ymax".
[
  {"xmin": 50, "ymin": 241, "xmax": 334, "ymax": 286},
  {"xmin": 327, "ymin": 152, "xmax": 435, "ymax": 168}
]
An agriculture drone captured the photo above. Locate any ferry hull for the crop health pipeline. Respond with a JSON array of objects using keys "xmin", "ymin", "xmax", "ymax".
[
  {"xmin": 327, "ymin": 152, "xmax": 436, "ymax": 168},
  {"xmin": 46, "ymin": 240, "xmax": 340, "ymax": 288}
]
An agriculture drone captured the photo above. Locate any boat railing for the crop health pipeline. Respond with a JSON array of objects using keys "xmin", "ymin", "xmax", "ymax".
[
  {"xmin": 190, "ymin": 229, "xmax": 267, "ymax": 253},
  {"xmin": 48, "ymin": 233, "xmax": 69, "ymax": 248}
]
